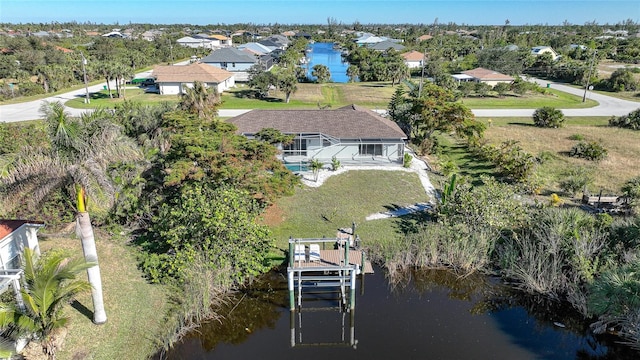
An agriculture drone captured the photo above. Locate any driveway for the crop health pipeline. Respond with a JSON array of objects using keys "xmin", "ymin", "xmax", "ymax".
[
  {"xmin": 1, "ymin": 74, "xmax": 638, "ymax": 122},
  {"xmin": 472, "ymin": 77, "xmax": 639, "ymax": 117}
]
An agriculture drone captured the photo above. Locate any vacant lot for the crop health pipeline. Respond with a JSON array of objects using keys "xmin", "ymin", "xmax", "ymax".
[{"xmin": 480, "ymin": 117, "xmax": 640, "ymax": 193}]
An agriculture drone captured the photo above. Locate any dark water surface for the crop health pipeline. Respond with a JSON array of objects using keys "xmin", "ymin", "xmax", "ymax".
[
  {"xmin": 305, "ymin": 42, "xmax": 349, "ymax": 83},
  {"xmin": 165, "ymin": 267, "xmax": 638, "ymax": 360}
]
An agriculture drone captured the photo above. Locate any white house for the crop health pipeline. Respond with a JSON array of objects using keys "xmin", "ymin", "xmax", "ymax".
[
  {"xmin": 457, "ymin": 67, "xmax": 514, "ymax": 86},
  {"xmin": 0, "ymin": 220, "xmax": 44, "ymax": 271},
  {"xmin": 401, "ymin": 50, "xmax": 425, "ymax": 69},
  {"xmin": 228, "ymin": 105, "xmax": 408, "ymax": 166},
  {"xmin": 151, "ymin": 63, "xmax": 235, "ymax": 95},
  {"xmin": 176, "ymin": 36, "xmax": 215, "ymax": 49}
]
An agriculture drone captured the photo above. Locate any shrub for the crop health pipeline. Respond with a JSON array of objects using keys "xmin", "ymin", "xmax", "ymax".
[
  {"xmin": 609, "ymin": 109, "xmax": 640, "ymax": 130},
  {"xmin": 533, "ymin": 106, "xmax": 565, "ymax": 128},
  {"xmin": 567, "ymin": 134, "xmax": 585, "ymax": 141},
  {"xmin": 559, "ymin": 166, "xmax": 594, "ymax": 196},
  {"xmin": 330, "ymin": 156, "xmax": 341, "ymax": 171},
  {"xmin": 403, "ymin": 152, "xmax": 412, "ymax": 168},
  {"xmin": 569, "ymin": 141, "xmax": 608, "ymax": 161}
]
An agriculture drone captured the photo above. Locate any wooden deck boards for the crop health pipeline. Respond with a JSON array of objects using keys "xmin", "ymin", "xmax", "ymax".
[{"xmin": 291, "ymin": 249, "xmax": 374, "ymax": 274}]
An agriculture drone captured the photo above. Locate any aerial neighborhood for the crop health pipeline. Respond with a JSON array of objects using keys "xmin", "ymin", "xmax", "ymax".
[{"xmin": 0, "ymin": 13, "xmax": 639, "ymax": 360}]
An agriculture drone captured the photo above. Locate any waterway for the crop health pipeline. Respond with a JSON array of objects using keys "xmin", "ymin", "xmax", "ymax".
[
  {"xmin": 305, "ymin": 42, "xmax": 350, "ymax": 83},
  {"xmin": 162, "ymin": 267, "xmax": 638, "ymax": 359}
]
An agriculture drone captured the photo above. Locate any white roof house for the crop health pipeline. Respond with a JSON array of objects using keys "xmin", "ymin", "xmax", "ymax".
[
  {"xmin": 177, "ymin": 36, "xmax": 215, "ymax": 49},
  {"xmin": 531, "ymin": 46, "xmax": 560, "ymax": 60}
]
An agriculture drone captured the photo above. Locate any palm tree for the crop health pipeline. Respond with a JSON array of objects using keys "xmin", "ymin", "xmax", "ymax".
[
  {"xmin": 179, "ymin": 81, "xmax": 221, "ymax": 121},
  {"xmin": 0, "ymin": 102, "xmax": 142, "ymax": 324},
  {"xmin": 309, "ymin": 158, "xmax": 324, "ymax": 182},
  {"xmin": 0, "ymin": 248, "xmax": 93, "ymax": 359},
  {"xmin": 311, "ymin": 64, "xmax": 331, "ymax": 83}
]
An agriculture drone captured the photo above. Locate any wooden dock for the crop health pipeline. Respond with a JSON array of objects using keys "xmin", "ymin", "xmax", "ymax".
[{"xmin": 291, "ymin": 249, "xmax": 374, "ymax": 274}]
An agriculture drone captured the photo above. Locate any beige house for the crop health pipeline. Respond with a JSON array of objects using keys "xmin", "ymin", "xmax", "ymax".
[
  {"xmin": 457, "ymin": 67, "xmax": 514, "ymax": 86},
  {"xmin": 531, "ymin": 46, "xmax": 560, "ymax": 60},
  {"xmin": 152, "ymin": 63, "xmax": 235, "ymax": 95}
]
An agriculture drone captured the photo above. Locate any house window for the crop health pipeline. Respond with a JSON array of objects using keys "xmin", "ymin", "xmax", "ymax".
[
  {"xmin": 231, "ymin": 63, "xmax": 236, "ymax": 67},
  {"xmin": 0, "ymin": 240, "xmax": 20, "ymax": 270},
  {"xmin": 359, "ymin": 144, "xmax": 383, "ymax": 157},
  {"xmin": 221, "ymin": 62, "xmax": 227, "ymax": 68}
]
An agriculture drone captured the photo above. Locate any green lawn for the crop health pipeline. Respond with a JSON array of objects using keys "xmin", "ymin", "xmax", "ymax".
[
  {"xmin": 62, "ymin": 81, "xmax": 603, "ymax": 111},
  {"xmin": 38, "ymin": 234, "xmax": 169, "ymax": 360},
  {"xmin": 65, "ymin": 88, "xmax": 177, "ymax": 109},
  {"xmin": 460, "ymin": 89, "xmax": 598, "ymax": 109},
  {"xmin": 267, "ymin": 170, "xmax": 431, "ymax": 251}
]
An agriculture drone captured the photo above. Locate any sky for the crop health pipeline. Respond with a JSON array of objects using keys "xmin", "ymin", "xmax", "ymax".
[{"xmin": 1, "ymin": 0, "xmax": 638, "ymax": 26}]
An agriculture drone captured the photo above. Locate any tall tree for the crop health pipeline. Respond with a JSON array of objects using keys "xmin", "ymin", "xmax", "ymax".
[
  {"xmin": 0, "ymin": 102, "xmax": 142, "ymax": 324},
  {"xmin": 277, "ymin": 72, "xmax": 298, "ymax": 104}
]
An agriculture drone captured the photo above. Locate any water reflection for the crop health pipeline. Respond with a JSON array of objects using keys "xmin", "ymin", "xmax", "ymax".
[{"xmin": 163, "ymin": 267, "xmax": 638, "ymax": 359}]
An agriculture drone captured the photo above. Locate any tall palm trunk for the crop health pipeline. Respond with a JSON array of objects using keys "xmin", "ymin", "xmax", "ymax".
[
  {"xmin": 75, "ymin": 187, "xmax": 107, "ymax": 324},
  {"xmin": 105, "ymin": 76, "xmax": 113, "ymax": 98}
]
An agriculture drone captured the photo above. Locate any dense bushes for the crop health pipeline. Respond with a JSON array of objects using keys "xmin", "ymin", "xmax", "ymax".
[{"xmin": 609, "ymin": 109, "xmax": 640, "ymax": 130}]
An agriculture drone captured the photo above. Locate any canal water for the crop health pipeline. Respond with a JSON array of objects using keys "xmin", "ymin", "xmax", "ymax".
[
  {"xmin": 163, "ymin": 267, "xmax": 638, "ymax": 359},
  {"xmin": 305, "ymin": 42, "xmax": 350, "ymax": 83}
]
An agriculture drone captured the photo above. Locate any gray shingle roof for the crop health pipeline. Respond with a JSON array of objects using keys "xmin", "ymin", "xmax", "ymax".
[
  {"xmin": 227, "ymin": 105, "xmax": 407, "ymax": 139},
  {"xmin": 200, "ymin": 47, "xmax": 256, "ymax": 64}
]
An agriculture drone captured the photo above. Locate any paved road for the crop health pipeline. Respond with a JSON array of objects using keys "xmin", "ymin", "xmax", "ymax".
[
  {"xmin": 472, "ymin": 77, "xmax": 639, "ymax": 117},
  {"xmin": 1, "ymin": 75, "xmax": 638, "ymax": 122}
]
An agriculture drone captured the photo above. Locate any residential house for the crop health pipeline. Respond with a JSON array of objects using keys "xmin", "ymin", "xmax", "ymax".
[
  {"xmin": 401, "ymin": 50, "xmax": 425, "ymax": 68},
  {"xmin": 200, "ymin": 47, "xmax": 257, "ymax": 81},
  {"xmin": 227, "ymin": 105, "xmax": 408, "ymax": 166},
  {"xmin": 141, "ymin": 30, "xmax": 163, "ymax": 41},
  {"xmin": 177, "ymin": 36, "xmax": 215, "ymax": 49},
  {"xmin": 368, "ymin": 40, "xmax": 405, "ymax": 52},
  {"xmin": 151, "ymin": 63, "xmax": 235, "ymax": 95},
  {"xmin": 531, "ymin": 46, "xmax": 560, "ymax": 60},
  {"xmin": 102, "ymin": 31, "xmax": 126, "ymax": 38},
  {"xmin": 417, "ymin": 34, "xmax": 433, "ymax": 42},
  {"xmin": 0, "ymin": 220, "xmax": 44, "ymax": 271},
  {"xmin": 210, "ymin": 34, "xmax": 232, "ymax": 46},
  {"xmin": 455, "ymin": 67, "xmax": 514, "ymax": 86},
  {"xmin": 237, "ymin": 42, "xmax": 273, "ymax": 55}
]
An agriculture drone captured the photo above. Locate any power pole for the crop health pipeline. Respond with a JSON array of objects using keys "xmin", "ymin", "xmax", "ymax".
[
  {"xmin": 582, "ymin": 50, "xmax": 596, "ymax": 103},
  {"xmin": 81, "ymin": 52, "xmax": 90, "ymax": 104},
  {"xmin": 418, "ymin": 49, "xmax": 427, "ymax": 98}
]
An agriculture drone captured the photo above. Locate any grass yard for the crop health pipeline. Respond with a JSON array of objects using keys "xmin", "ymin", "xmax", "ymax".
[
  {"xmin": 266, "ymin": 170, "xmax": 431, "ymax": 252},
  {"xmin": 37, "ymin": 233, "xmax": 168, "ymax": 360},
  {"xmin": 222, "ymin": 82, "xmax": 396, "ymax": 109},
  {"xmin": 65, "ymin": 88, "xmax": 176, "ymax": 109},
  {"xmin": 478, "ymin": 116, "xmax": 640, "ymax": 193},
  {"xmin": 459, "ymin": 89, "xmax": 597, "ymax": 109}
]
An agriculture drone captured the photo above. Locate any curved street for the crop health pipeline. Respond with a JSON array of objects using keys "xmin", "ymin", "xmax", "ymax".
[{"xmin": 1, "ymin": 76, "xmax": 638, "ymax": 122}]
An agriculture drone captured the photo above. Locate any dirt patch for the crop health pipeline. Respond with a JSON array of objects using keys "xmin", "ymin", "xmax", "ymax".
[{"xmin": 260, "ymin": 203, "xmax": 285, "ymax": 226}]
